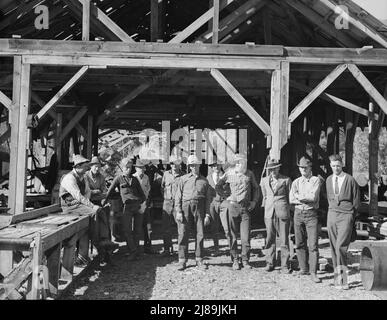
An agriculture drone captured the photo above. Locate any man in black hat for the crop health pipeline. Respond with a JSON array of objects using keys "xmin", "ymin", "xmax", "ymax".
[
  {"xmin": 289, "ymin": 156, "xmax": 322, "ymax": 283},
  {"xmin": 260, "ymin": 159, "xmax": 292, "ymax": 273},
  {"xmin": 60, "ymin": 155, "xmax": 116, "ymax": 265}
]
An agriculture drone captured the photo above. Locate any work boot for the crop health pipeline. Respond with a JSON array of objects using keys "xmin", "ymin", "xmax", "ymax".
[
  {"xmin": 196, "ymin": 260, "xmax": 208, "ymax": 270},
  {"xmin": 294, "ymin": 270, "xmax": 310, "ymax": 276},
  {"xmin": 177, "ymin": 262, "xmax": 186, "ymax": 271},
  {"xmin": 310, "ymin": 273, "xmax": 322, "ymax": 283},
  {"xmin": 242, "ymin": 261, "xmax": 252, "ymax": 269},
  {"xmin": 232, "ymin": 260, "xmax": 241, "ymax": 271},
  {"xmin": 264, "ymin": 264, "xmax": 274, "ymax": 272},
  {"xmin": 281, "ymin": 267, "xmax": 292, "ymax": 274}
]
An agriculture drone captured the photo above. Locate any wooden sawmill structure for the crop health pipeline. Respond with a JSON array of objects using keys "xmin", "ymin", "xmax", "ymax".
[{"xmin": 0, "ymin": 0, "xmax": 387, "ymax": 297}]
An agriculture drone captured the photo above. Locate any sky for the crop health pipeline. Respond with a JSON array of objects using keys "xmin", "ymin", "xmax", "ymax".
[{"xmin": 352, "ymin": 0, "xmax": 387, "ymax": 21}]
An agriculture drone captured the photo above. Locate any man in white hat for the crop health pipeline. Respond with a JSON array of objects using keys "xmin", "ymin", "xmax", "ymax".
[
  {"xmin": 60, "ymin": 154, "xmax": 115, "ymax": 264},
  {"xmin": 216, "ymin": 154, "xmax": 259, "ymax": 270},
  {"xmin": 160, "ymin": 155, "xmax": 184, "ymax": 257},
  {"xmin": 260, "ymin": 158, "xmax": 292, "ymax": 273},
  {"xmin": 174, "ymin": 154, "xmax": 211, "ymax": 271},
  {"xmin": 289, "ymin": 156, "xmax": 322, "ymax": 283},
  {"xmin": 133, "ymin": 159, "xmax": 155, "ymax": 254}
]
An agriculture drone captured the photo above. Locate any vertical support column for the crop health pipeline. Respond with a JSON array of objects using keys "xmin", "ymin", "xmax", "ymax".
[
  {"xmin": 344, "ymin": 110, "xmax": 359, "ymax": 175},
  {"xmin": 87, "ymin": 114, "xmax": 93, "ymax": 158},
  {"xmin": 82, "ymin": 0, "xmax": 91, "ymax": 41},
  {"xmin": 269, "ymin": 61, "xmax": 289, "ymax": 160},
  {"xmin": 368, "ymin": 102, "xmax": 378, "ymax": 216},
  {"xmin": 212, "ymin": 0, "xmax": 219, "ymax": 44},
  {"xmin": 9, "ymin": 56, "xmax": 30, "ymax": 215},
  {"xmin": 150, "ymin": 0, "xmax": 165, "ymax": 41},
  {"xmin": 56, "ymin": 113, "xmax": 63, "ymax": 169}
]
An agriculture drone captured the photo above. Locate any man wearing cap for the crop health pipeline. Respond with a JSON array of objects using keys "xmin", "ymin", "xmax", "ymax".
[
  {"xmin": 326, "ymin": 154, "xmax": 360, "ymax": 290},
  {"xmin": 160, "ymin": 156, "xmax": 184, "ymax": 257},
  {"xmin": 60, "ymin": 155, "xmax": 114, "ymax": 263},
  {"xmin": 260, "ymin": 159, "xmax": 292, "ymax": 273},
  {"xmin": 289, "ymin": 157, "xmax": 322, "ymax": 283},
  {"xmin": 216, "ymin": 154, "xmax": 259, "ymax": 270},
  {"xmin": 133, "ymin": 159, "xmax": 155, "ymax": 254},
  {"xmin": 174, "ymin": 154, "xmax": 211, "ymax": 271},
  {"xmin": 207, "ymin": 157, "xmax": 231, "ymax": 256},
  {"xmin": 103, "ymin": 157, "xmax": 146, "ymax": 259}
]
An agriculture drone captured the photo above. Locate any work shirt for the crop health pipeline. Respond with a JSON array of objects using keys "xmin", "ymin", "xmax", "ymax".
[
  {"xmin": 105, "ymin": 174, "xmax": 146, "ymax": 204},
  {"xmin": 332, "ymin": 172, "xmax": 346, "ymax": 194},
  {"xmin": 85, "ymin": 170, "xmax": 107, "ymax": 202},
  {"xmin": 161, "ymin": 169, "xmax": 183, "ymax": 200},
  {"xmin": 133, "ymin": 172, "xmax": 151, "ymax": 199},
  {"xmin": 289, "ymin": 175, "xmax": 321, "ymax": 210},
  {"xmin": 216, "ymin": 168, "xmax": 259, "ymax": 205},
  {"xmin": 59, "ymin": 169, "xmax": 95, "ymax": 209},
  {"xmin": 174, "ymin": 172, "xmax": 211, "ymax": 214}
]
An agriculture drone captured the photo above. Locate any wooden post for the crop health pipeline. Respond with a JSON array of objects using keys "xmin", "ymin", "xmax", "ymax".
[
  {"xmin": 9, "ymin": 56, "xmax": 30, "ymax": 215},
  {"xmin": 45, "ymin": 242, "xmax": 61, "ymax": 296},
  {"xmin": 61, "ymin": 234, "xmax": 77, "ymax": 282},
  {"xmin": 82, "ymin": 0, "xmax": 91, "ymax": 41},
  {"xmin": 270, "ymin": 61, "xmax": 289, "ymax": 160},
  {"xmin": 150, "ymin": 0, "xmax": 164, "ymax": 42},
  {"xmin": 87, "ymin": 114, "xmax": 93, "ymax": 159},
  {"xmin": 212, "ymin": 0, "xmax": 219, "ymax": 44},
  {"xmin": 369, "ymin": 102, "xmax": 379, "ymax": 216},
  {"xmin": 30, "ymin": 232, "xmax": 43, "ymax": 300},
  {"xmin": 56, "ymin": 113, "xmax": 63, "ymax": 170},
  {"xmin": 344, "ymin": 110, "xmax": 359, "ymax": 175}
]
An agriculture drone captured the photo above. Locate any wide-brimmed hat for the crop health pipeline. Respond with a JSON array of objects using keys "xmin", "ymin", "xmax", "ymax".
[
  {"xmin": 187, "ymin": 155, "xmax": 201, "ymax": 165},
  {"xmin": 297, "ymin": 157, "xmax": 312, "ymax": 168},
  {"xmin": 169, "ymin": 156, "xmax": 182, "ymax": 165},
  {"xmin": 134, "ymin": 159, "xmax": 147, "ymax": 167},
  {"xmin": 266, "ymin": 159, "xmax": 282, "ymax": 170},
  {"xmin": 89, "ymin": 156, "xmax": 102, "ymax": 166},
  {"xmin": 72, "ymin": 154, "xmax": 90, "ymax": 167}
]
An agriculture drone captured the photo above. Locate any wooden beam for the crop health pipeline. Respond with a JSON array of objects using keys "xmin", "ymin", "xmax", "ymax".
[
  {"xmin": 368, "ymin": 102, "xmax": 378, "ymax": 216},
  {"xmin": 210, "ymin": 68, "xmax": 270, "ymax": 135},
  {"xmin": 0, "ymin": 127, "xmax": 11, "ymax": 145},
  {"xmin": 0, "ymin": 91, "xmax": 12, "ymax": 110},
  {"xmin": 82, "ymin": 0, "xmax": 91, "ymax": 41},
  {"xmin": 284, "ymin": 0, "xmax": 359, "ymax": 48},
  {"xmin": 59, "ymin": 107, "xmax": 88, "ymax": 143},
  {"xmin": 212, "ymin": 0, "xmax": 220, "ymax": 44},
  {"xmin": 87, "ymin": 114, "xmax": 93, "ymax": 158},
  {"xmin": 344, "ymin": 110, "xmax": 359, "ymax": 175},
  {"xmin": 270, "ymin": 61, "xmax": 290, "ymax": 160},
  {"xmin": 347, "ymin": 64, "xmax": 387, "ymax": 115},
  {"xmin": 168, "ymin": 0, "xmax": 235, "ymax": 44},
  {"xmin": 289, "ymin": 64, "xmax": 348, "ymax": 122},
  {"xmin": 289, "ymin": 80, "xmax": 375, "ymax": 119},
  {"xmin": 151, "ymin": 0, "xmax": 164, "ymax": 42},
  {"xmin": 56, "ymin": 113, "xmax": 63, "ymax": 170},
  {"xmin": 318, "ymin": 0, "xmax": 387, "ymax": 49},
  {"xmin": 35, "ymin": 66, "xmax": 88, "ymax": 123},
  {"xmin": 263, "ymin": 8, "xmax": 272, "ymax": 45}
]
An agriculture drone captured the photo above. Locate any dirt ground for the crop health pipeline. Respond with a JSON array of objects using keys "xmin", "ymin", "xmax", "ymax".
[{"xmin": 60, "ymin": 223, "xmax": 382, "ymax": 300}]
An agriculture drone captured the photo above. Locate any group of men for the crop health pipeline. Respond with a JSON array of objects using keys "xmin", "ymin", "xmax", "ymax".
[{"xmin": 59, "ymin": 151, "xmax": 359, "ymax": 290}]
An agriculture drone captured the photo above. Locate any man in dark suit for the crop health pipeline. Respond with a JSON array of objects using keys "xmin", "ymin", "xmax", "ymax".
[
  {"xmin": 260, "ymin": 159, "xmax": 292, "ymax": 273},
  {"xmin": 326, "ymin": 154, "xmax": 360, "ymax": 290}
]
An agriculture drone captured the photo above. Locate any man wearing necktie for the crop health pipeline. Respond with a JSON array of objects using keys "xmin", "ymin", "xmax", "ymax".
[
  {"xmin": 260, "ymin": 159, "xmax": 292, "ymax": 273},
  {"xmin": 326, "ymin": 154, "xmax": 360, "ymax": 290}
]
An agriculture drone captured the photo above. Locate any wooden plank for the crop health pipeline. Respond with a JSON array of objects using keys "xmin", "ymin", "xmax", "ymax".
[
  {"xmin": 210, "ymin": 68, "xmax": 270, "ymax": 135},
  {"xmin": 344, "ymin": 110, "xmax": 359, "ymax": 175},
  {"xmin": 11, "ymin": 204, "xmax": 61, "ymax": 224},
  {"xmin": 0, "ymin": 251, "xmax": 13, "ymax": 278},
  {"xmin": 289, "ymin": 64, "xmax": 348, "ymax": 123},
  {"xmin": 318, "ymin": 0, "xmax": 387, "ymax": 49},
  {"xmin": 284, "ymin": 0, "xmax": 359, "ymax": 48},
  {"xmin": 59, "ymin": 107, "xmax": 88, "ymax": 143},
  {"xmin": 0, "ymin": 127, "xmax": 11, "ymax": 145},
  {"xmin": 212, "ymin": 0, "xmax": 220, "ymax": 44},
  {"xmin": 30, "ymin": 232, "xmax": 42, "ymax": 300},
  {"xmin": 87, "ymin": 114, "xmax": 93, "ymax": 158},
  {"xmin": 0, "ymin": 90, "xmax": 12, "ymax": 110},
  {"xmin": 150, "ymin": 0, "xmax": 164, "ymax": 42},
  {"xmin": 368, "ymin": 102, "xmax": 378, "ymax": 216},
  {"xmin": 263, "ymin": 8, "xmax": 272, "ymax": 45},
  {"xmin": 168, "ymin": 0, "xmax": 235, "ymax": 44},
  {"xmin": 35, "ymin": 66, "xmax": 89, "ymax": 122},
  {"xmin": 82, "ymin": 0, "xmax": 91, "ymax": 41},
  {"xmin": 347, "ymin": 64, "xmax": 387, "ymax": 115},
  {"xmin": 45, "ymin": 243, "xmax": 61, "ymax": 295},
  {"xmin": 0, "ymin": 257, "xmax": 32, "ymax": 300},
  {"xmin": 270, "ymin": 61, "xmax": 290, "ymax": 160},
  {"xmin": 60, "ymin": 234, "xmax": 77, "ymax": 282},
  {"xmin": 56, "ymin": 113, "xmax": 63, "ymax": 170}
]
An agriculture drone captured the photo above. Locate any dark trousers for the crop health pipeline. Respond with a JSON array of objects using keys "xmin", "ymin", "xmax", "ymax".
[
  {"xmin": 264, "ymin": 214, "xmax": 290, "ymax": 268},
  {"xmin": 177, "ymin": 200, "xmax": 205, "ymax": 262},
  {"xmin": 110, "ymin": 199, "xmax": 123, "ymax": 241},
  {"xmin": 327, "ymin": 210, "xmax": 354, "ymax": 274},
  {"xmin": 208, "ymin": 200, "xmax": 222, "ymax": 249},
  {"xmin": 162, "ymin": 199, "xmax": 175, "ymax": 251},
  {"xmin": 142, "ymin": 206, "xmax": 152, "ymax": 248},
  {"xmin": 122, "ymin": 201, "xmax": 142, "ymax": 252},
  {"xmin": 294, "ymin": 209, "xmax": 319, "ymax": 274},
  {"xmin": 228, "ymin": 202, "xmax": 251, "ymax": 262}
]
